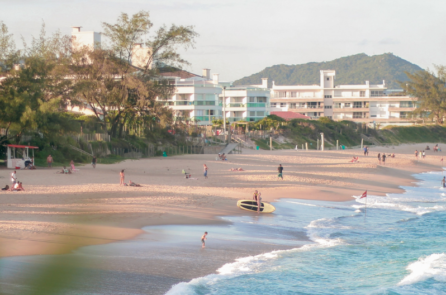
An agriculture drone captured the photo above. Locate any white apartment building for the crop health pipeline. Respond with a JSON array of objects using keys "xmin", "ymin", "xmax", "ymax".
[
  {"xmin": 158, "ymin": 69, "xmax": 270, "ymax": 125},
  {"xmin": 270, "ymin": 70, "xmax": 417, "ymax": 123},
  {"xmin": 222, "ymin": 78, "xmax": 270, "ymax": 123}
]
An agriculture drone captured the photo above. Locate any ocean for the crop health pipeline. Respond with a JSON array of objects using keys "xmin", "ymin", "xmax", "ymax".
[
  {"xmin": 167, "ymin": 170, "xmax": 446, "ymax": 295},
  {"xmin": 1, "ymin": 170, "xmax": 445, "ymax": 295}
]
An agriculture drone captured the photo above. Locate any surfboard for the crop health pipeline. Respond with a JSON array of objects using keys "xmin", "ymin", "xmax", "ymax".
[{"xmin": 237, "ymin": 200, "xmax": 276, "ymax": 213}]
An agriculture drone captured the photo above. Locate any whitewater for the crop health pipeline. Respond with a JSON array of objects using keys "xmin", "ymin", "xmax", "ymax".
[{"xmin": 166, "ymin": 171, "xmax": 446, "ymax": 295}]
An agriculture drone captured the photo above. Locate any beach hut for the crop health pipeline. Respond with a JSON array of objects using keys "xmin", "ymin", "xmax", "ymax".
[{"xmin": 6, "ymin": 144, "xmax": 38, "ymax": 169}]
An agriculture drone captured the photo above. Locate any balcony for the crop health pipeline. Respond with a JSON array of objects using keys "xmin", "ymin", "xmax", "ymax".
[
  {"xmin": 227, "ymin": 103, "xmax": 245, "ymax": 108},
  {"xmin": 388, "ymin": 107, "xmax": 415, "ymax": 112},
  {"xmin": 333, "ymin": 108, "xmax": 369, "ymax": 113},
  {"xmin": 246, "ymin": 103, "xmax": 267, "ymax": 108},
  {"xmin": 227, "ymin": 117, "xmax": 246, "ymax": 122}
]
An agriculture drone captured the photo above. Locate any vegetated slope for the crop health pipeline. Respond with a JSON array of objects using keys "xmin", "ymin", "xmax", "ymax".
[
  {"xmin": 253, "ymin": 117, "xmax": 446, "ymax": 150},
  {"xmin": 378, "ymin": 125, "xmax": 446, "ymax": 145},
  {"xmin": 233, "ymin": 53, "xmax": 423, "ymax": 89}
]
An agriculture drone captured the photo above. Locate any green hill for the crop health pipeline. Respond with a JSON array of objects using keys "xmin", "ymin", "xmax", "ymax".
[{"xmin": 233, "ymin": 53, "xmax": 423, "ymax": 89}]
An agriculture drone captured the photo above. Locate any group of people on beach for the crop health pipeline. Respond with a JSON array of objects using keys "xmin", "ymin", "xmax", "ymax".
[
  {"xmin": 427, "ymin": 144, "xmax": 442, "ymax": 152},
  {"xmin": 414, "ymin": 150, "xmax": 427, "ymax": 159},
  {"xmin": 1, "ymin": 171, "xmax": 25, "ymax": 191}
]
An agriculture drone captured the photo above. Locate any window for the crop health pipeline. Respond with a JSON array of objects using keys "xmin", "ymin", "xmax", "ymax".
[
  {"xmin": 249, "ymin": 97, "xmax": 256, "ymax": 103},
  {"xmin": 353, "ymin": 102, "xmax": 362, "ymax": 108},
  {"xmin": 371, "ymin": 90, "xmax": 384, "ymax": 97},
  {"xmin": 353, "ymin": 112, "xmax": 363, "ymax": 118},
  {"xmin": 195, "ymin": 110, "xmax": 203, "ymax": 116},
  {"xmin": 271, "ymin": 103, "xmax": 277, "ymax": 107},
  {"xmin": 400, "ymin": 101, "xmax": 414, "ymax": 108},
  {"xmin": 324, "ymin": 105, "xmax": 332, "ymax": 109},
  {"xmin": 327, "ymin": 77, "xmax": 329, "ymax": 81},
  {"xmin": 326, "ymin": 116, "xmax": 332, "ymax": 119},
  {"xmin": 250, "ymin": 111, "xmax": 256, "ymax": 116},
  {"xmin": 257, "ymin": 97, "xmax": 267, "ymax": 103},
  {"xmin": 297, "ymin": 102, "xmax": 306, "ymax": 108},
  {"xmin": 206, "ymin": 94, "xmax": 215, "ymax": 100},
  {"xmin": 400, "ymin": 112, "xmax": 410, "ymax": 118},
  {"xmin": 195, "ymin": 94, "xmax": 204, "ymax": 100},
  {"xmin": 360, "ymin": 91, "xmax": 365, "ymax": 97},
  {"xmin": 256, "ymin": 111, "xmax": 264, "ymax": 116},
  {"xmin": 308, "ymin": 102, "xmax": 318, "ymax": 108},
  {"xmin": 278, "ymin": 92, "xmax": 286, "ymax": 98},
  {"xmin": 344, "ymin": 103, "xmax": 351, "ymax": 107},
  {"xmin": 280, "ymin": 103, "xmax": 286, "ymax": 107},
  {"xmin": 290, "ymin": 103, "xmax": 296, "ymax": 109},
  {"xmin": 334, "ymin": 103, "xmax": 341, "ymax": 108},
  {"xmin": 324, "ymin": 95, "xmax": 332, "ymax": 98},
  {"xmin": 371, "ymin": 115, "xmax": 377, "ymax": 118},
  {"xmin": 290, "ymin": 92, "xmax": 297, "ymax": 97}
]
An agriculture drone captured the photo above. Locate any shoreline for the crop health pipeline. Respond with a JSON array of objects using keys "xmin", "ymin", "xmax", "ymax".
[{"xmin": 0, "ymin": 143, "xmax": 445, "ymax": 293}]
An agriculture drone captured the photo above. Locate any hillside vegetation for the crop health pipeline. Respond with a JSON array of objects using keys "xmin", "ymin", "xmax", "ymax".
[
  {"xmin": 253, "ymin": 116, "xmax": 446, "ymax": 150},
  {"xmin": 234, "ymin": 53, "xmax": 423, "ymax": 89}
]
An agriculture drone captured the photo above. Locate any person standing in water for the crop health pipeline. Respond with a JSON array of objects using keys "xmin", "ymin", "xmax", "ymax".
[
  {"xmin": 120, "ymin": 170, "xmax": 125, "ymax": 186},
  {"xmin": 201, "ymin": 232, "xmax": 208, "ymax": 248},
  {"xmin": 442, "ymin": 177, "xmax": 446, "ymax": 188},
  {"xmin": 278, "ymin": 164, "xmax": 284, "ymax": 180},
  {"xmin": 203, "ymin": 164, "xmax": 208, "ymax": 179}
]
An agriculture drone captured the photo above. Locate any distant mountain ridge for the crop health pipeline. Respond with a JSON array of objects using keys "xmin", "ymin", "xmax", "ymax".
[{"xmin": 233, "ymin": 53, "xmax": 423, "ymax": 89}]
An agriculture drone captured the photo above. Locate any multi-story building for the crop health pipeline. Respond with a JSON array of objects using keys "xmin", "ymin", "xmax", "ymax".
[
  {"xmin": 158, "ymin": 69, "xmax": 270, "ymax": 125},
  {"xmin": 222, "ymin": 78, "xmax": 270, "ymax": 123},
  {"xmin": 270, "ymin": 70, "xmax": 418, "ymax": 124}
]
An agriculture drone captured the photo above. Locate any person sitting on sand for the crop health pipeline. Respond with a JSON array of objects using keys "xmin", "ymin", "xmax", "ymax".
[
  {"xmin": 61, "ymin": 166, "xmax": 71, "ymax": 174},
  {"xmin": 230, "ymin": 168, "xmax": 244, "ymax": 171},
  {"xmin": 221, "ymin": 153, "xmax": 226, "ymax": 161},
  {"xmin": 1, "ymin": 185, "xmax": 9, "ymax": 191},
  {"xmin": 392, "ymin": 153, "xmax": 395, "ymax": 158},
  {"xmin": 128, "ymin": 180, "xmax": 142, "ymax": 187},
  {"xmin": 12, "ymin": 182, "xmax": 25, "ymax": 191},
  {"xmin": 201, "ymin": 232, "xmax": 208, "ymax": 248}
]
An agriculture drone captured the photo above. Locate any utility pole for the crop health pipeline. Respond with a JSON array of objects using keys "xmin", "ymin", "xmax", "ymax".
[
  {"xmin": 222, "ymin": 86, "xmax": 227, "ymax": 143},
  {"xmin": 320, "ymin": 133, "xmax": 324, "ymax": 151}
]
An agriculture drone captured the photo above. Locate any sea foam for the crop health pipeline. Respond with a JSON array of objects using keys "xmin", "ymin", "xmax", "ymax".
[{"xmin": 398, "ymin": 253, "xmax": 446, "ymax": 286}]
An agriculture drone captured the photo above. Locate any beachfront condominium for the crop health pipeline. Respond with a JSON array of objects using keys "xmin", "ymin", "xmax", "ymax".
[
  {"xmin": 157, "ymin": 69, "xmax": 270, "ymax": 125},
  {"xmin": 270, "ymin": 70, "xmax": 418, "ymax": 124}
]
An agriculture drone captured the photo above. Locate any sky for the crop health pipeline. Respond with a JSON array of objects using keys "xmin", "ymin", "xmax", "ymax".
[{"xmin": 2, "ymin": 0, "xmax": 445, "ymax": 82}]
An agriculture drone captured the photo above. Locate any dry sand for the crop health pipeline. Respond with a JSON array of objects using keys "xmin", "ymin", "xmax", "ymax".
[{"xmin": 0, "ymin": 142, "xmax": 444, "ymax": 259}]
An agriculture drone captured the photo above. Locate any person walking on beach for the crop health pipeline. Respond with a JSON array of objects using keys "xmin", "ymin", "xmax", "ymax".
[
  {"xmin": 278, "ymin": 164, "xmax": 284, "ymax": 180},
  {"xmin": 442, "ymin": 177, "xmax": 446, "ymax": 188},
  {"xmin": 47, "ymin": 155, "xmax": 53, "ymax": 168},
  {"xmin": 422, "ymin": 151, "xmax": 426, "ymax": 159},
  {"xmin": 203, "ymin": 164, "xmax": 208, "ymax": 179},
  {"xmin": 201, "ymin": 232, "xmax": 208, "ymax": 248},
  {"xmin": 382, "ymin": 154, "xmax": 386, "ymax": 165},
  {"xmin": 11, "ymin": 171, "xmax": 17, "ymax": 184},
  {"xmin": 120, "ymin": 170, "xmax": 125, "ymax": 186},
  {"xmin": 363, "ymin": 146, "xmax": 367, "ymax": 156},
  {"xmin": 415, "ymin": 150, "xmax": 418, "ymax": 158},
  {"xmin": 366, "ymin": 146, "xmax": 369, "ymax": 156},
  {"xmin": 377, "ymin": 153, "xmax": 381, "ymax": 164},
  {"xmin": 92, "ymin": 156, "xmax": 97, "ymax": 169}
]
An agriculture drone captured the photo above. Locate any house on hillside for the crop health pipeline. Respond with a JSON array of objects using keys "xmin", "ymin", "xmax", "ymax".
[{"xmin": 270, "ymin": 70, "xmax": 418, "ymax": 125}]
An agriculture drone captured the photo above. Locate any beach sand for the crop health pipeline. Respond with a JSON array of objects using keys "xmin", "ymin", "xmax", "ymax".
[{"xmin": 0, "ymin": 142, "xmax": 444, "ymax": 293}]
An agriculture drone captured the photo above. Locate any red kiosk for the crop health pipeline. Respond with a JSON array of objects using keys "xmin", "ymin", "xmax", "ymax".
[{"xmin": 6, "ymin": 144, "xmax": 38, "ymax": 169}]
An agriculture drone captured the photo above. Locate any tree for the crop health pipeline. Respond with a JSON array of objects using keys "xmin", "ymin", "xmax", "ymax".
[
  {"xmin": 0, "ymin": 21, "xmax": 18, "ymax": 71},
  {"xmin": 399, "ymin": 66, "xmax": 446, "ymax": 123},
  {"xmin": 72, "ymin": 11, "xmax": 198, "ymax": 137},
  {"xmin": 0, "ymin": 22, "xmax": 72, "ymax": 144}
]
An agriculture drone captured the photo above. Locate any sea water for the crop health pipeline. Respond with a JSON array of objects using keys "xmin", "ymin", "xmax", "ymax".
[{"xmin": 167, "ymin": 171, "xmax": 446, "ymax": 295}]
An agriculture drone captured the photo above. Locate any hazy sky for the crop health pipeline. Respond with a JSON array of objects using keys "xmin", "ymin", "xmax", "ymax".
[{"xmin": 2, "ymin": 0, "xmax": 445, "ymax": 81}]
